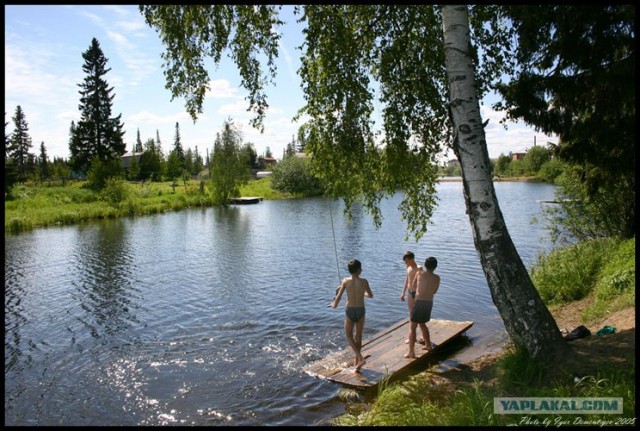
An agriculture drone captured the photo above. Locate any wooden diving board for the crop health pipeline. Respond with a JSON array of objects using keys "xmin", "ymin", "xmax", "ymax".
[{"xmin": 304, "ymin": 319, "xmax": 473, "ymax": 388}]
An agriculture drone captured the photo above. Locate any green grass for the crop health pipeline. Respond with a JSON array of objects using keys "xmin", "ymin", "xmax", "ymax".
[
  {"xmin": 239, "ymin": 176, "xmax": 301, "ymax": 200},
  {"xmin": 4, "ymin": 177, "xmax": 293, "ymax": 233},
  {"xmin": 530, "ymin": 237, "xmax": 635, "ymax": 323},
  {"xmin": 334, "ymin": 348, "xmax": 635, "ymax": 426}
]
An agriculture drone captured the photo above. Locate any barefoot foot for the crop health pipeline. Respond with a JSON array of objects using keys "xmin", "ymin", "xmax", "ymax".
[{"xmin": 423, "ymin": 342, "xmax": 436, "ymax": 351}]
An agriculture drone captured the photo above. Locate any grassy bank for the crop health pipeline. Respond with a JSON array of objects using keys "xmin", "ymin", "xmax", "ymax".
[
  {"xmin": 4, "ymin": 178, "xmax": 296, "ymax": 233},
  {"xmin": 5, "ymin": 176, "xmax": 541, "ymax": 234},
  {"xmin": 332, "ymin": 237, "xmax": 635, "ymax": 426}
]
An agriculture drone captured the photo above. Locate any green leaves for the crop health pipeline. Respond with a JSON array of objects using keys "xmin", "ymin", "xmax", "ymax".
[
  {"xmin": 139, "ymin": 5, "xmax": 282, "ymax": 130},
  {"xmin": 209, "ymin": 119, "xmax": 251, "ymax": 205}
]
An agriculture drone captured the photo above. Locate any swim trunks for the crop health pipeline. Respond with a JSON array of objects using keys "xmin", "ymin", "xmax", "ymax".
[
  {"xmin": 346, "ymin": 307, "xmax": 366, "ymax": 323},
  {"xmin": 410, "ymin": 300, "xmax": 433, "ymax": 323},
  {"xmin": 409, "ymin": 290, "xmax": 416, "ymax": 299}
]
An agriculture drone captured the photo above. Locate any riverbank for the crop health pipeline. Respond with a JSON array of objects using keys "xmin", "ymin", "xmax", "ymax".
[
  {"xmin": 332, "ymin": 298, "xmax": 635, "ymax": 426},
  {"xmin": 437, "ymin": 175, "xmax": 544, "ymax": 182},
  {"xmin": 4, "ymin": 176, "xmax": 544, "ymax": 233},
  {"xmin": 3, "ymin": 178, "xmax": 294, "ymax": 233},
  {"xmin": 445, "ymin": 300, "xmax": 635, "ymax": 387}
]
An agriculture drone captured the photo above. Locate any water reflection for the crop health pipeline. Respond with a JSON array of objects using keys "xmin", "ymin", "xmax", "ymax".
[
  {"xmin": 69, "ymin": 220, "xmax": 141, "ymax": 339},
  {"xmin": 339, "ymin": 202, "xmax": 365, "ymax": 265},
  {"xmin": 4, "ymin": 183, "xmax": 560, "ymax": 426}
]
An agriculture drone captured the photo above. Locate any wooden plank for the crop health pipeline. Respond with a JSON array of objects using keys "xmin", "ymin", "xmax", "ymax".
[{"xmin": 304, "ymin": 319, "xmax": 473, "ymax": 388}]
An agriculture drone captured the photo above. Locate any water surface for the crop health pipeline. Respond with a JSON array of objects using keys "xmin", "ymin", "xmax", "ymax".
[{"xmin": 4, "ymin": 181, "xmax": 558, "ymax": 425}]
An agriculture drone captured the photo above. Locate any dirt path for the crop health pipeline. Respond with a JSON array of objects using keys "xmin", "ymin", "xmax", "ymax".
[{"xmin": 440, "ymin": 302, "xmax": 635, "ymax": 385}]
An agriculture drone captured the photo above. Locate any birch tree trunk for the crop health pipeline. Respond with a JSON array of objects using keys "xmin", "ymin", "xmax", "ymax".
[{"xmin": 441, "ymin": 5, "xmax": 570, "ymax": 360}]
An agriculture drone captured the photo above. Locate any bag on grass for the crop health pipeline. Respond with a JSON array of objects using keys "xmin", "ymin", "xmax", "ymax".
[{"xmin": 564, "ymin": 325, "xmax": 591, "ymax": 341}]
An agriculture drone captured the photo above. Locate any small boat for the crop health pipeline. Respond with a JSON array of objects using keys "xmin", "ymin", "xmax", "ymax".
[{"xmin": 230, "ymin": 197, "xmax": 263, "ymax": 205}]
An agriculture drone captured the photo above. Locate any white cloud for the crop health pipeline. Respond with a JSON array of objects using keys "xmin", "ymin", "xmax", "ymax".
[
  {"xmin": 106, "ymin": 30, "xmax": 128, "ymax": 45},
  {"xmin": 127, "ymin": 110, "xmax": 193, "ymax": 124},
  {"xmin": 103, "ymin": 5, "xmax": 130, "ymax": 17},
  {"xmin": 206, "ymin": 79, "xmax": 242, "ymax": 99},
  {"xmin": 217, "ymin": 100, "xmax": 253, "ymax": 117},
  {"xmin": 77, "ymin": 9, "xmax": 104, "ymax": 26}
]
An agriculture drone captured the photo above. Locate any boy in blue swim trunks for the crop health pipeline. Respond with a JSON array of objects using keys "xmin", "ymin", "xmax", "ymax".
[
  {"xmin": 332, "ymin": 259, "xmax": 373, "ymax": 372},
  {"xmin": 405, "ymin": 256, "xmax": 440, "ymax": 359}
]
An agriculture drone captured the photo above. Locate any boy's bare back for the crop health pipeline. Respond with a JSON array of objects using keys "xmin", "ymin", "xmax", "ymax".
[
  {"xmin": 414, "ymin": 269, "xmax": 440, "ymax": 301},
  {"xmin": 343, "ymin": 276, "xmax": 371, "ymax": 308},
  {"xmin": 332, "ymin": 264, "xmax": 373, "ymax": 309}
]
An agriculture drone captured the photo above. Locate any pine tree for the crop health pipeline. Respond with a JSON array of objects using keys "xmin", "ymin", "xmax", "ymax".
[
  {"xmin": 5, "ymin": 113, "xmax": 19, "ymax": 195},
  {"xmin": 135, "ymin": 128, "xmax": 143, "ymax": 153},
  {"xmin": 173, "ymin": 122, "xmax": 185, "ymax": 165},
  {"xmin": 155, "ymin": 130, "xmax": 166, "ymax": 178},
  {"xmin": 70, "ymin": 38, "xmax": 126, "ymax": 174},
  {"xmin": 139, "ymin": 138, "xmax": 162, "ymax": 181},
  {"xmin": 38, "ymin": 141, "xmax": 50, "ymax": 180},
  {"xmin": 193, "ymin": 145, "xmax": 204, "ymax": 175},
  {"xmin": 128, "ymin": 143, "xmax": 141, "ymax": 180},
  {"xmin": 184, "ymin": 148, "xmax": 194, "ymax": 175},
  {"xmin": 9, "ymin": 105, "xmax": 34, "ymax": 180},
  {"xmin": 52, "ymin": 156, "xmax": 70, "ymax": 179}
]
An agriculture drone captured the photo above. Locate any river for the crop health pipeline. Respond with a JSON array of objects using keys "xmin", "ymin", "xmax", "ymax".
[{"xmin": 4, "ymin": 181, "xmax": 558, "ymax": 426}]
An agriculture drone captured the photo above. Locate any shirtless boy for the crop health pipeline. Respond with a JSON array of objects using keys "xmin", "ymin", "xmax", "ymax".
[
  {"xmin": 332, "ymin": 259, "xmax": 373, "ymax": 372},
  {"xmin": 400, "ymin": 251, "xmax": 425, "ymax": 345},
  {"xmin": 405, "ymin": 256, "xmax": 440, "ymax": 359}
]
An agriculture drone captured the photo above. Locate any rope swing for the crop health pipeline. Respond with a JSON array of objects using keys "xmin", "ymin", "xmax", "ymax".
[
  {"xmin": 329, "ymin": 203, "xmax": 342, "ymax": 284},
  {"xmin": 327, "ymin": 203, "xmax": 343, "ymax": 307}
]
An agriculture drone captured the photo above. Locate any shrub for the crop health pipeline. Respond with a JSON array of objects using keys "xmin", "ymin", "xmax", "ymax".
[
  {"xmin": 86, "ymin": 157, "xmax": 124, "ymax": 190},
  {"xmin": 530, "ymin": 239, "xmax": 615, "ymax": 304},
  {"xmin": 100, "ymin": 177, "xmax": 129, "ymax": 207},
  {"xmin": 270, "ymin": 155, "xmax": 322, "ymax": 196},
  {"xmin": 537, "ymin": 159, "xmax": 567, "ymax": 183}
]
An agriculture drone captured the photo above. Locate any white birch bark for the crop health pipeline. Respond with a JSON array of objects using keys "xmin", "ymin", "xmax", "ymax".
[{"xmin": 441, "ymin": 5, "xmax": 568, "ymax": 360}]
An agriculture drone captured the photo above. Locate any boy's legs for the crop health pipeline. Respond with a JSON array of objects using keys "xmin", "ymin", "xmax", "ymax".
[
  {"xmin": 345, "ymin": 317, "xmax": 364, "ymax": 369},
  {"xmin": 404, "ymin": 322, "xmax": 418, "ymax": 358},
  {"xmin": 419, "ymin": 323, "xmax": 433, "ymax": 351},
  {"xmin": 407, "ymin": 293, "xmax": 414, "ymax": 315},
  {"xmin": 354, "ymin": 317, "xmax": 366, "ymax": 371},
  {"xmin": 405, "ymin": 295, "xmax": 424, "ymax": 344}
]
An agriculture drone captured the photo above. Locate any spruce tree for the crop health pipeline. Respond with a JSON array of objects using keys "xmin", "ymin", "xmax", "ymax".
[
  {"xmin": 184, "ymin": 148, "xmax": 194, "ymax": 175},
  {"xmin": 9, "ymin": 105, "xmax": 33, "ymax": 180},
  {"xmin": 173, "ymin": 122, "xmax": 185, "ymax": 165},
  {"xmin": 193, "ymin": 145, "xmax": 204, "ymax": 175},
  {"xmin": 128, "ymin": 143, "xmax": 141, "ymax": 180},
  {"xmin": 135, "ymin": 128, "xmax": 143, "ymax": 153},
  {"xmin": 70, "ymin": 38, "xmax": 126, "ymax": 174},
  {"xmin": 38, "ymin": 141, "xmax": 50, "ymax": 180},
  {"xmin": 5, "ymin": 113, "xmax": 19, "ymax": 195}
]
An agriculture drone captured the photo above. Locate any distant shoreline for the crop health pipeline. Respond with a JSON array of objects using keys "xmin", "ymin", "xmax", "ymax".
[{"xmin": 438, "ymin": 176, "xmax": 544, "ymax": 183}]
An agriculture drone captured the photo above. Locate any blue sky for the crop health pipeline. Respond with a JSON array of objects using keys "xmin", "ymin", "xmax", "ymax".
[{"xmin": 5, "ymin": 5, "xmax": 554, "ymax": 162}]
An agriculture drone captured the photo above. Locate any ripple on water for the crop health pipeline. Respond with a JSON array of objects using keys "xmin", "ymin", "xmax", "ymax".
[{"xmin": 4, "ymin": 183, "xmax": 561, "ymax": 426}]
